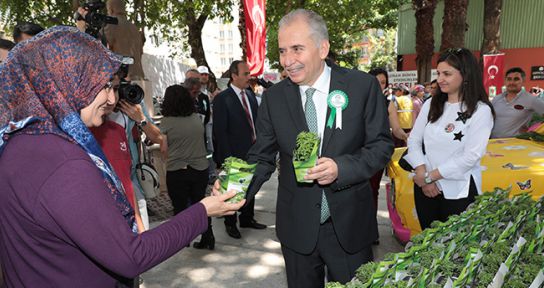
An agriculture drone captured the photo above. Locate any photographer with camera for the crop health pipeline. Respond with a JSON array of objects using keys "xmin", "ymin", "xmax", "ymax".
[
  {"xmin": 75, "ymin": 0, "xmax": 144, "ymax": 80},
  {"xmin": 103, "ymin": 64, "xmax": 163, "ymax": 232},
  {"xmin": 76, "ymin": 0, "xmax": 162, "ymax": 231}
]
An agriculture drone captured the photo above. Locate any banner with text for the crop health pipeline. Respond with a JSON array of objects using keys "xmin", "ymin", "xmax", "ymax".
[{"xmin": 388, "ymin": 70, "xmax": 437, "ymax": 88}]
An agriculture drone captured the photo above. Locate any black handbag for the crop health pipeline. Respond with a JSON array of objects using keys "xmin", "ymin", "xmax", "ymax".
[
  {"xmin": 398, "ymin": 149, "xmax": 413, "ymax": 172},
  {"xmin": 398, "ymin": 142, "xmax": 426, "ymax": 172}
]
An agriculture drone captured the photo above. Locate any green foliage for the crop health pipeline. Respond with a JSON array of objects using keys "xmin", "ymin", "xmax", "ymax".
[
  {"xmin": 354, "ymin": 261, "xmax": 377, "ymax": 284},
  {"xmin": 516, "ymin": 131, "xmax": 544, "ymax": 142},
  {"xmin": 527, "ymin": 112, "xmax": 544, "ymax": 127},
  {"xmin": 0, "ymin": 0, "xmax": 74, "ymax": 32},
  {"xmin": 293, "ymin": 131, "xmax": 320, "ymax": 161},
  {"xmin": 359, "ymin": 28, "xmax": 397, "ymax": 72},
  {"xmin": 0, "ymin": 0, "xmax": 234, "ymax": 60},
  {"xmin": 221, "ymin": 156, "xmax": 252, "ymax": 172},
  {"xmin": 328, "ymin": 188, "xmax": 544, "ymax": 288},
  {"xmin": 265, "ymin": 0, "xmax": 408, "ymax": 69},
  {"xmin": 143, "ymin": 0, "xmax": 235, "ymax": 58}
]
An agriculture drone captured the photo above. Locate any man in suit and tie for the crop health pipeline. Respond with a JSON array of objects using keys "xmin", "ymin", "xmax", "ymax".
[
  {"xmin": 213, "ymin": 60, "xmax": 267, "ymax": 239},
  {"xmin": 239, "ymin": 9, "xmax": 393, "ymax": 287}
]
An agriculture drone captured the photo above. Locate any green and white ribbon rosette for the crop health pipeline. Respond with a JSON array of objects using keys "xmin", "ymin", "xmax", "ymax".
[
  {"xmin": 327, "ymin": 90, "xmax": 349, "ymax": 129},
  {"xmin": 292, "ymin": 131, "xmax": 320, "ymax": 183},
  {"xmin": 218, "ymin": 157, "xmax": 257, "ymax": 203}
]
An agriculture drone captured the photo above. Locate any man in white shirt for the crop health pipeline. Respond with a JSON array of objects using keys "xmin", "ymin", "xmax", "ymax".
[
  {"xmin": 491, "ymin": 67, "xmax": 544, "ymax": 138},
  {"xmin": 242, "ymin": 9, "xmax": 393, "ymax": 287}
]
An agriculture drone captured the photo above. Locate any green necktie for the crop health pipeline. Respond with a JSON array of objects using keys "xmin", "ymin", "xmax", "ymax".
[{"xmin": 304, "ymin": 88, "xmax": 330, "ymax": 224}]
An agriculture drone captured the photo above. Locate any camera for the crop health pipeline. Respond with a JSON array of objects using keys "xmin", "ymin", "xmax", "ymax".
[
  {"xmin": 74, "ymin": 0, "xmax": 118, "ymax": 39},
  {"xmin": 116, "ymin": 57, "xmax": 144, "ymax": 105},
  {"xmin": 256, "ymin": 78, "xmax": 274, "ymax": 89},
  {"xmin": 118, "ymin": 80, "xmax": 144, "ymax": 105}
]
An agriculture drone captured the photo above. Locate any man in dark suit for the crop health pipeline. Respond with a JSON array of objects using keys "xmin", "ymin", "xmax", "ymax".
[
  {"xmin": 242, "ymin": 9, "xmax": 393, "ymax": 287},
  {"xmin": 213, "ymin": 60, "xmax": 267, "ymax": 239}
]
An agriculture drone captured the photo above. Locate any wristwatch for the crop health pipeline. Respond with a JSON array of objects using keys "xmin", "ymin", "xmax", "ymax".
[
  {"xmin": 136, "ymin": 119, "xmax": 148, "ymax": 128},
  {"xmin": 424, "ymin": 172, "xmax": 433, "ymax": 184}
]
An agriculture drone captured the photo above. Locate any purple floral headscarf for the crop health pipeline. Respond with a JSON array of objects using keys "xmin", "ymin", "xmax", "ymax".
[{"xmin": 0, "ymin": 26, "xmax": 136, "ymax": 233}]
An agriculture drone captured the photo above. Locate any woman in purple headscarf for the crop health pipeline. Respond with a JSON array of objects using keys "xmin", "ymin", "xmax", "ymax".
[{"xmin": 0, "ymin": 26, "xmax": 243, "ymax": 287}]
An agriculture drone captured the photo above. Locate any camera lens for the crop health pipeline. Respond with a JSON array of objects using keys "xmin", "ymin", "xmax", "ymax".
[{"xmin": 119, "ymin": 83, "xmax": 144, "ymax": 104}]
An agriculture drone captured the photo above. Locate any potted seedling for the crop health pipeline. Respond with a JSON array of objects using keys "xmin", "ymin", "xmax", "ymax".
[
  {"xmin": 292, "ymin": 131, "xmax": 320, "ymax": 183},
  {"xmin": 218, "ymin": 157, "xmax": 257, "ymax": 203}
]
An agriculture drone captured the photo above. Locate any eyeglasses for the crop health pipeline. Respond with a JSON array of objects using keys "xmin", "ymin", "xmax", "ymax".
[
  {"xmin": 103, "ymin": 80, "xmax": 120, "ymax": 92},
  {"xmin": 103, "ymin": 81, "xmax": 114, "ymax": 91}
]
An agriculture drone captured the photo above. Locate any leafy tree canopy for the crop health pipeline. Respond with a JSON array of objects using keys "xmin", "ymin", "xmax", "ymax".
[
  {"xmin": 143, "ymin": 0, "xmax": 235, "ymax": 58},
  {"xmin": 0, "ymin": 0, "xmax": 75, "ymax": 30},
  {"xmin": 0, "ymin": 0, "xmax": 234, "ymax": 58},
  {"xmin": 266, "ymin": 0, "xmax": 407, "ymax": 69},
  {"xmin": 360, "ymin": 28, "xmax": 397, "ymax": 72}
]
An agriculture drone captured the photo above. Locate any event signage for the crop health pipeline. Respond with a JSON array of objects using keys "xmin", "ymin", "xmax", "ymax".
[
  {"xmin": 388, "ymin": 70, "xmax": 437, "ymax": 88},
  {"xmin": 243, "ymin": 0, "xmax": 266, "ymax": 76},
  {"xmin": 531, "ymin": 66, "xmax": 544, "ymax": 81}
]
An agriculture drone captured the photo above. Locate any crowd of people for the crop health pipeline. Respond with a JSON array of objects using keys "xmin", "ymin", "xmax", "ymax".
[{"xmin": 1, "ymin": 1, "xmax": 544, "ymax": 287}]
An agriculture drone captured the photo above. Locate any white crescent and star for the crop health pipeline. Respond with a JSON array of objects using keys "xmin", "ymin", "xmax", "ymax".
[{"xmin": 487, "ymin": 65, "xmax": 499, "ymax": 80}]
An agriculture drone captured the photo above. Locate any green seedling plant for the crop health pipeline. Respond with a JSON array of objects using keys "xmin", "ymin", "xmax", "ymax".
[
  {"xmin": 293, "ymin": 131, "xmax": 320, "ymax": 183},
  {"xmin": 219, "ymin": 156, "xmax": 256, "ymax": 203}
]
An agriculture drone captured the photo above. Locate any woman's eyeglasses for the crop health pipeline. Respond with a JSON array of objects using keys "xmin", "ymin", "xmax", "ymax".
[
  {"xmin": 103, "ymin": 81, "xmax": 114, "ymax": 91},
  {"xmin": 103, "ymin": 81, "xmax": 120, "ymax": 92}
]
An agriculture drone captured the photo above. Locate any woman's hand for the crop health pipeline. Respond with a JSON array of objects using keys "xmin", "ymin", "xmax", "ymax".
[
  {"xmin": 422, "ymin": 183, "xmax": 441, "ymax": 198},
  {"xmin": 413, "ymin": 171, "xmax": 426, "ymax": 188},
  {"xmin": 200, "ymin": 181, "xmax": 245, "ymax": 217}
]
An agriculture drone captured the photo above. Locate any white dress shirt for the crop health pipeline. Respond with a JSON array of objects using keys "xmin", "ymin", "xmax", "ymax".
[
  {"xmin": 405, "ymin": 100, "xmax": 494, "ymax": 199},
  {"xmin": 231, "ymin": 85, "xmax": 255, "ymax": 122},
  {"xmin": 299, "ymin": 65, "xmax": 332, "ymax": 153}
]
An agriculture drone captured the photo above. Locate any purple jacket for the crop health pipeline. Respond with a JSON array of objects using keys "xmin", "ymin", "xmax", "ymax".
[{"xmin": 0, "ymin": 134, "xmax": 207, "ymax": 287}]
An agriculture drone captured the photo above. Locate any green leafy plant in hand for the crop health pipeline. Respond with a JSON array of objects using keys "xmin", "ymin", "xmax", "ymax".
[
  {"xmin": 293, "ymin": 131, "xmax": 320, "ymax": 161},
  {"xmin": 219, "ymin": 157, "xmax": 256, "ymax": 203},
  {"xmin": 292, "ymin": 131, "xmax": 320, "ymax": 183}
]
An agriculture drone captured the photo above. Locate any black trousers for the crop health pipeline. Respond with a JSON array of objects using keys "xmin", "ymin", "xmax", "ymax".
[
  {"xmin": 166, "ymin": 166, "xmax": 208, "ymax": 215},
  {"xmin": 414, "ymin": 176, "xmax": 477, "ymax": 230},
  {"xmin": 224, "ymin": 198, "xmax": 256, "ymax": 226},
  {"xmin": 281, "ymin": 220, "xmax": 373, "ymax": 288}
]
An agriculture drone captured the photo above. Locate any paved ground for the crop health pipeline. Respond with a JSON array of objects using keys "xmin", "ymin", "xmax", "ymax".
[{"xmin": 141, "ymin": 173, "xmax": 405, "ymax": 287}]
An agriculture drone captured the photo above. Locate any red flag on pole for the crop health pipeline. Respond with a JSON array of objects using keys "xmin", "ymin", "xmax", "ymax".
[
  {"xmin": 243, "ymin": 0, "xmax": 266, "ymax": 76},
  {"xmin": 483, "ymin": 53, "xmax": 505, "ymax": 98}
]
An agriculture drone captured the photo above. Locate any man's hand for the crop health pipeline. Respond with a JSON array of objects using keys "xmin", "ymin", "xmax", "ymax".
[
  {"xmin": 305, "ymin": 157, "xmax": 338, "ymax": 185},
  {"xmin": 421, "ymin": 183, "xmax": 441, "ymax": 198},
  {"xmin": 118, "ymin": 100, "xmax": 145, "ymax": 123}
]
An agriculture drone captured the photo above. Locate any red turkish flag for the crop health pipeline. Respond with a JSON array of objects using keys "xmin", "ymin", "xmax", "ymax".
[
  {"xmin": 243, "ymin": 0, "xmax": 266, "ymax": 76},
  {"xmin": 483, "ymin": 53, "xmax": 505, "ymax": 98}
]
